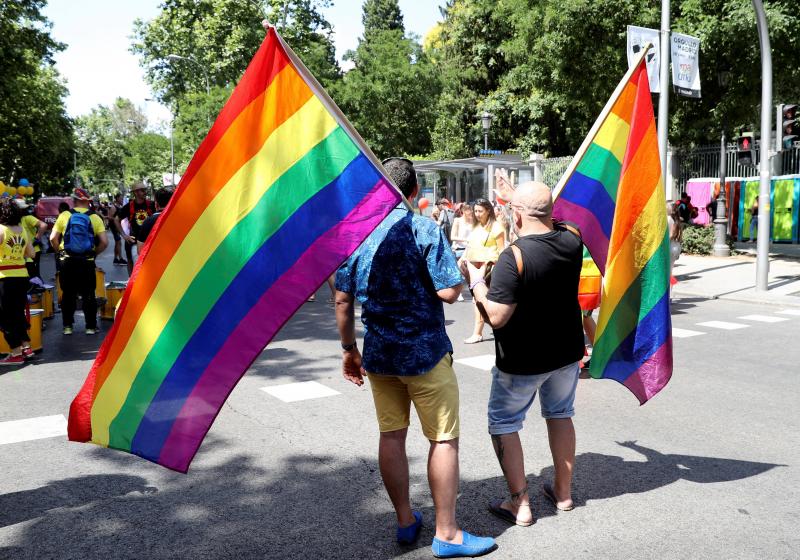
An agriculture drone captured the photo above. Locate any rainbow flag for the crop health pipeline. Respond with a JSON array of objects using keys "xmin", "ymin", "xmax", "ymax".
[
  {"xmin": 67, "ymin": 27, "xmax": 401, "ymax": 472},
  {"xmin": 553, "ymin": 54, "xmax": 672, "ymax": 404}
]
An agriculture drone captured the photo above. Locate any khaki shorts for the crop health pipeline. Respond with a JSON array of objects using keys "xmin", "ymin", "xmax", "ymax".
[{"xmin": 366, "ymin": 353, "xmax": 459, "ymax": 442}]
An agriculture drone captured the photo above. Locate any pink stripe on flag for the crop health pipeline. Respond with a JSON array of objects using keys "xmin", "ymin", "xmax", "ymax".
[
  {"xmin": 158, "ymin": 180, "xmax": 399, "ymax": 472},
  {"xmin": 553, "ymin": 197, "xmax": 609, "ymax": 274},
  {"xmin": 622, "ymin": 339, "xmax": 673, "ymax": 405}
]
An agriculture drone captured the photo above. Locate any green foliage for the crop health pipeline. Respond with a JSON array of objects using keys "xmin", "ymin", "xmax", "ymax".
[
  {"xmin": 362, "ymin": 0, "xmax": 404, "ymax": 42},
  {"xmin": 681, "ymin": 225, "xmax": 715, "ymax": 255},
  {"xmin": 125, "ymin": 133, "xmax": 173, "ymax": 190},
  {"xmin": 0, "ymin": 0, "xmax": 74, "ymax": 192},
  {"xmin": 173, "ymin": 86, "xmax": 232, "ymax": 166}
]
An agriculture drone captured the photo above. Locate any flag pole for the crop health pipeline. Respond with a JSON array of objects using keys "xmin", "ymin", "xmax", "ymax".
[
  {"xmin": 552, "ymin": 44, "xmax": 653, "ymax": 202},
  {"xmin": 270, "ymin": 25, "xmax": 414, "ymax": 212}
]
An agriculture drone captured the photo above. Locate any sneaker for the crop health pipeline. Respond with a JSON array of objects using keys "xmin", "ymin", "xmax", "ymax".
[
  {"xmin": 0, "ymin": 354, "xmax": 24, "ymax": 366},
  {"xmin": 22, "ymin": 347, "xmax": 34, "ymax": 360},
  {"xmin": 86, "ymin": 328, "xmax": 98, "ymax": 336},
  {"xmin": 63, "ymin": 326, "xmax": 73, "ymax": 335},
  {"xmin": 114, "ymin": 258, "xmax": 128, "ymax": 266},
  {"xmin": 431, "ymin": 531, "xmax": 496, "ymax": 558},
  {"xmin": 397, "ymin": 511, "xmax": 423, "ymax": 545}
]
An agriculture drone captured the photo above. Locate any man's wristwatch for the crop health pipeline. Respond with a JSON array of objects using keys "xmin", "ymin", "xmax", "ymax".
[{"xmin": 341, "ymin": 340, "xmax": 357, "ymax": 352}]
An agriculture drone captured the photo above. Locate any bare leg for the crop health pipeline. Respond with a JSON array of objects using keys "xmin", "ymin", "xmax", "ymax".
[
  {"xmin": 464, "ymin": 302, "xmax": 484, "ymax": 342},
  {"xmin": 491, "ymin": 433, "xmax": 533, "ymax": 523},
  {"xmin": 428, "ymin": 439, "xmax": 463, "ymax": 543},
  {"xmin": 326, "ymin": 275, "xmax": 336, "ymax": 301},
  {"xmin": 378, "ymin": 429, "xmax": 416, "ymax": 527},
  {"xmin": 582, "ymin": 315, "xmax": 596, "ymax": 346},
  {"xmin": 545, "ymin": 418, "xmax": 575, "ymax": 509}
]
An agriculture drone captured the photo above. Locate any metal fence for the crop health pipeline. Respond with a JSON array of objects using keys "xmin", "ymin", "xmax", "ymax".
[{"xmin": 540, "ymin": 156, "xmax": 573, "ymax": 188}]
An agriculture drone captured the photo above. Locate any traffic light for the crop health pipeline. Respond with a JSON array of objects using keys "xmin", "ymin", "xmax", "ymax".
[
  {"xmin": 736, "ymin": 132, "xmax": 756, "ymax": 167},
  {"xmin": 781, "ymin": 104, "xmax": 799, "ymax": 149}
]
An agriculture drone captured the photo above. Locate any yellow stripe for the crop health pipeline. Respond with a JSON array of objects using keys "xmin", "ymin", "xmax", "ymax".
[
  {"xmin": 595, "ymin": 180, "xmax": 666, "ymax": 340},
  {"xmin": 91, "ymin": 96, "xmax": 339, "ymax": 444},
  {"xmin": 594, "ymin": 112, "xmax": 629, "ymax": 163}
]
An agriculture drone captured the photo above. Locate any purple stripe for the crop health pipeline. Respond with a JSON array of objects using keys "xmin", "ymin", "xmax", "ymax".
[
  {"xmin": 553, "ymin": 197, "xmax": 610, "ymax": 275},
  {"xmin": 621, "ymin": 339, "xmax": 673, "ymax": 405},
  {"xmin": 157, "ymin": 180, "xmax": 399, "ymax": 472}
]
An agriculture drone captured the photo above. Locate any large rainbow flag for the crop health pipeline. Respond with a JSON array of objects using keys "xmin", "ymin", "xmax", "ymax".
[
  {"xmin": 68, "ymin": 27, "xmax": 402, "ymax": 472},
  {"xmin": 553, "ymin": 51, "xmax": 672, "ymax": 404}
]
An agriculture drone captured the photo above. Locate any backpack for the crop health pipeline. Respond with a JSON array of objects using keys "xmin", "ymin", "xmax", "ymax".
[{"xmin": 64, "ymin": 209, "xmax": 96, "ymax": 257}]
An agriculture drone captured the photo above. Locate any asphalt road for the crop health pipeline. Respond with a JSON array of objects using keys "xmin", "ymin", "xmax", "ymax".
[{"xmin": 0, "ymin": 250, "xmax": 798, "ymax": 559}]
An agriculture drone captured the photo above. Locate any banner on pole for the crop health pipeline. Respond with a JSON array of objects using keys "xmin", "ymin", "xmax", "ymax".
[
  {"xmin": 626, "ymin": 25, "xmax": 660, "ymax": 94},
  {"xmin": 671, "ymin": 32, "xmax": 701, "ymax": 98}
]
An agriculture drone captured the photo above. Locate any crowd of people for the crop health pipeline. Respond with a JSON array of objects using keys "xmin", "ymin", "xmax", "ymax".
[{"xmin": 0, "ymin": 181, "xmax": 173, "ymax": 365}]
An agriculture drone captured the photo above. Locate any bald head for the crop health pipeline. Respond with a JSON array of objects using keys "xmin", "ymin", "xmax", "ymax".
[{"xmin": 512, "ymin": 181, "xmax": 553, "ymax": 219}]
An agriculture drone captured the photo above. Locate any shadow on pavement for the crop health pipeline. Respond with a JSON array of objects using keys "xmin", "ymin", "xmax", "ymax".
[
  {"xmin": 2, "ymin": 440, "xmax": 783, "ymax": 560},
  {"xmin": 669, "ymin": 297, "xmax": 707, "ymax": 315}
]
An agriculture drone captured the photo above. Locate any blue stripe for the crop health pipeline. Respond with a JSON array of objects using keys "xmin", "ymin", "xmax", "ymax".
[
  {"xmin": 599, "ymin": 291, "xmax": 671, "ymax": 383},
  {"xmin": 131, "ymin": 154, "xmax": 382, "ymax": 461},
  {"xmin": 559, "ymin": 171, "xmax": 616, "ymax": 238}
]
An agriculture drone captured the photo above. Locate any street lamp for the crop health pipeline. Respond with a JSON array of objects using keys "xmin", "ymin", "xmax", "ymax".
[
  {"xmin": 166, "ymin": 54, "xmax": 210, "ymax": 97},
  {"xmin": 714, "ymin": 70, "xmax": 732, "ymax": 257},
  {"xmin": 481, "ymin": 111, "xmax": 493, "ymax": 152}
]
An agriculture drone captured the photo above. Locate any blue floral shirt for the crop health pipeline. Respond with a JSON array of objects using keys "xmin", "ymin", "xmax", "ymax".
[{"xmin": 336, "ymin": 206, "xmax": 464, "ymax": 376}]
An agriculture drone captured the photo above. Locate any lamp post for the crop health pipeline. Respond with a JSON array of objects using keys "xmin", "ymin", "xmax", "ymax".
[
  {"xmin": 713, "ymin": 70, "xmax": 731, "ymax": 257},
  {"xmin": 166, "ymin": 53, "xmax": 211, "ymax": 126},
  {"xmin": 481, "ymin": 111, "xmax": 493, "ymax": 152}
]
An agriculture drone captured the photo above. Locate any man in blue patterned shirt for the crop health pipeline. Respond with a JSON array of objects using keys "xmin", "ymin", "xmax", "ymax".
[{"xmin": 336, "ymin": 158, "xmax": 496, "ymax": 558}]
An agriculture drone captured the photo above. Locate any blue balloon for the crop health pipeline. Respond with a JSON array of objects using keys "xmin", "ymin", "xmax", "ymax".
[{"xmin": 18, "ymin": 178, "xmax": 29, "ymax": 186}]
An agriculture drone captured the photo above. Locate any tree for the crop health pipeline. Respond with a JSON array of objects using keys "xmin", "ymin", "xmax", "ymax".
[
  {"xmin": 333, "ymin": 1, "xmax": 440, "ymax": 158},
  {"xmin": 0, "ymin": 0, "xmax": 74, "ymax": 192}
]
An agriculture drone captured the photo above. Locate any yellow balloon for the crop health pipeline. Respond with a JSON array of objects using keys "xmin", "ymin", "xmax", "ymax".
[
  {"xmin": 23, "ymin": 186, "xmax": 32, "ymax": 195},
  {"xmin": 7, "ymin": 187, "xmax": 16, "ymax": 195},
  {"xmin": 17, "ymin": 186, "xmax": 26, "ymax": 196},
  {"xmin": 0, "ymin": 181, "xmax": 5, "ymax": 190}
]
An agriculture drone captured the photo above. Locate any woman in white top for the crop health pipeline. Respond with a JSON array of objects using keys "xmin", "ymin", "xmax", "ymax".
[
  {"xmin": 460, "ymin": 199, "xmax": 505, "ymax": 344},
  {"xmin": 450, "ymin": 203, "xmax": 476, "ymax": 259}
]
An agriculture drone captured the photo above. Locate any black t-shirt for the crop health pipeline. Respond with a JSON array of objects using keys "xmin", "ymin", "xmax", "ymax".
[
  {"xmin": 487, "ymin": 226, "xmax": 585, "ymax": 375},
  {"xmin": 137, "ymin": 211, "xmax": 162, "ymax": 245},
  {"xmin": 122, "ymin": 200, "xmax": 154, "ymax": 238}
]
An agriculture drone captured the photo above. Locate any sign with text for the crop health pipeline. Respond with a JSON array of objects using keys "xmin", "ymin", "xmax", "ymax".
[
  {"xmin": 671, "ymin": 32, "xmax": 701, "ymax": 98},
  {"xmin": 626, "ymin": 25, "xmax": 660, "ymax": 93}
]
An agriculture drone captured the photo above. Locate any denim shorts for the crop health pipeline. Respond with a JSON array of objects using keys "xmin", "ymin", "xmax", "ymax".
[{"xmin": 487, "ymin": 361, "xmax": 580, "ymax": 435}]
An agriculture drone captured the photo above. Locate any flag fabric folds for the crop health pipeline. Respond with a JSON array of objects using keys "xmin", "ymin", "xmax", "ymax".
[
  {"xmin": 67, "ymin": 27, "xmax": 402, "ymax": 472},
  {"xmin": 554, "ymin": 56, "xmax": 672, "ymax": 404}
]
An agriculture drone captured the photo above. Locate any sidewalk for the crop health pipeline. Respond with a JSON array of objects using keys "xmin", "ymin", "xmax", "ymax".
[{"xmin": 672, "ymin": 242, "xmax": 800, "ymax": 308}]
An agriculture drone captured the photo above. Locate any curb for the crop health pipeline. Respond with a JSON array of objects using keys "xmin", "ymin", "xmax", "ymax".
[{"xmin": 672, "ymin": 289, "xmax": 800, "ymax": 309}]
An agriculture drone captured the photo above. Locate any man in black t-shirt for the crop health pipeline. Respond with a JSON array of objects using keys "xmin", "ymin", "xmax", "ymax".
[
  {"xmin": 137, "ymin": 188, "xmax": 173, "ymax": 252},
  {"xmin": 463, "ymin": 182, "xmax": 583, "ymax": 526},
  {"xmin": 114, "ymin": 182, "xmax": 154, "ymax": 276}
]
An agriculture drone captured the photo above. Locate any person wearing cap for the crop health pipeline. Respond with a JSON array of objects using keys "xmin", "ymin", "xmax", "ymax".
[
  {"xmin": 461, "ymin": 182, "xmax": 584, "ymax": 525},
  {"xmin": 114, "ymin": 182, "xmax": 154, "ymax": 276},
  {"xmin": 16, "ymin": 198, "xmax": 47, "ymax": 280},
  {"xmin": 50, "ymin": 187, "xmax": 108, "ymax": 336}
]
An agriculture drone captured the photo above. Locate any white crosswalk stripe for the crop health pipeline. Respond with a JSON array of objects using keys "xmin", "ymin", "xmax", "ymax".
[
  {"xmin": 738, "ymin": 314, "xmax": 790, "ymax": 323},
  {"xmin": 696, "ymin": 321, "xmax": 749, "ymax": 330},
  {"xmin": 455, "ymin": 354, "xmax": 496, "ymax": 371},
  {"xmin": 261, "ymin": 381, "xmax": 340, "ymax": 403},
  {"xmin": 776, "ymin": 309, "xmax": 800, "ymax": 316},
  {"xmin": 672, "ymin": 327, "xmax": 706, "ymax": 338},
  {"xmin": 0, "ymin": 415, "xmax": 67, "ymax": 445}
]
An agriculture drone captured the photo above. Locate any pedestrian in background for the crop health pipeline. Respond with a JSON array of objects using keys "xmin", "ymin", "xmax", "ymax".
[
  {"xmin": 136, "ymin": 188, "xmax": 174, "ymax": 251},
  {"xmin": 462, "ymin": 182, "xmax": 584, "ymax": 526},
  {"xmin": 18, "ymin": 198, "xmax": 47, "ymax": 280},
  {"xmin": 335, "ymin": 157, "xmax": 496, "ymax": 558},
  {"xmin": 50, "ymin": 188, "xmax": 108, "ymax": 335},
  {"xmin": 115, "ymin": 183, "xmax": 154, "ymax": 276},
  {"xmin": 0, "ymin": 197, "xmax": 35, "ymax": 365},
  {"xmin": 107, "ymin": 192, "xmax": 127, "ymax": 266}
]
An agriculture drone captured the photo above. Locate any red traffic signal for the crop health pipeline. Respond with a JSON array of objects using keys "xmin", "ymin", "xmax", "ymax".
[
  {"xmin": 783, "ymin": 104, "xmax": 799, "ymax": 149},
  {"xmin": 736, "ymin": 133, "xmax": 756, "ymax": 167}
]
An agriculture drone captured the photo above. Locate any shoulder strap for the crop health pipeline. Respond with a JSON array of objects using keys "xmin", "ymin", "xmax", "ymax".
[
  {"xmin": 68, "ymin": 208, "xmax": 76, "ymax": 215},
  {"xmin": 510, "ymin": 244, "xmax": 523, "ymax": 276}
]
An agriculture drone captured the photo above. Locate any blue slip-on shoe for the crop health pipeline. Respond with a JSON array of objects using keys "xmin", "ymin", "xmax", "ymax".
[
  {"xmin": 431, "ymin": 530, "xmax": 496, "ymax": 558},
  {"xmin": 397, "ymin": 511, "xmax": 423, "ymax": 545}
]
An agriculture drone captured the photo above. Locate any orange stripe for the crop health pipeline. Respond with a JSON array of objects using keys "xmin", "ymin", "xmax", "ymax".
[
  {"xmin": 93, "ymin": 64, "xmax": 313, "ymax": 394},
  {"xmin": 609, "ymin": 79, "xmax": 637, "ymax": 124}
]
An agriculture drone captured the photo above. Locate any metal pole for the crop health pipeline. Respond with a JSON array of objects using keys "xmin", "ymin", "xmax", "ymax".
[
  {"xmin": 73, "ymin": 151, "xmax": 78, "ymax": 186},
  {"xmin": 713, "ymin": 126, "xmax": 730, "ymax": 256},
  {"xmin": 657, "ymin": 0, "xmax": 671, "ymax": 178},
  {"xmin": 484, "ymin": 132, "xmax": 488, "ymax": 152},
  {"xmin": 170, "ymin": 122, "xmax": 175, "ymax": 186},
  {"xmin": 752, "ymin": 0, "xmax": 772, "ymax": 291}
]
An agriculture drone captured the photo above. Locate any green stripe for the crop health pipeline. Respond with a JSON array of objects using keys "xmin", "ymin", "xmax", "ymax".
[
  {"xmin": 576, "ymin": 143, "xmax": 622, "ymax": 201},
  {"xmin": 590, "ymin": 237, "xmax": 670, "ymax": 374},
  {"xmin": 108, "ymin": 127, "xmax": 360, "ymax": 449}
]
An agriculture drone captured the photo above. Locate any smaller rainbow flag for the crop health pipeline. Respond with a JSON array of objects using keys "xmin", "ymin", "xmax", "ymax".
[
  {"xmin": 67, "ymin": 27, "xmax": 402, "ymax": 472},
  {"xmin": 554, "ymin": 51, "xmax": 672, "ymax": 404}
]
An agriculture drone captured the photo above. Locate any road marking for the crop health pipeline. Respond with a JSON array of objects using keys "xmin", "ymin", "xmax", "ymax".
[
  {"xmin": 672, "ymin": 328, "xmax": 705, "ymax": 338},
  {"xmin": 738, "ymin": 314, "xmax": 790, "ymax": 323},
  {"xmin": 455, "ymin": 354, "xmax": 496, "ymax": 371},
  {"xmin": 776, "ymin": 309, "xmax": 800, "ymax": 316},
  {"xmin": 696, "ymin": 321, "xmax": 749, "ymax": 330},
  {"xmin": 260, "ymin": 381, "xmax": 340, "ymax": 403},
  {"xmin": 0, "ymin": 414, "xmax": 67, "ymax": 445}
]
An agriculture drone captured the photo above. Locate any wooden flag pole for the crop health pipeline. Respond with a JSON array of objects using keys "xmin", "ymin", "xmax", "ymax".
[
  {"xmin": 552, "ymin": 43, "xmax": 653, "ymax": 202},
  {"xmin": 270, "ymin": 25, "xmax": 414, "ymax": 212}
]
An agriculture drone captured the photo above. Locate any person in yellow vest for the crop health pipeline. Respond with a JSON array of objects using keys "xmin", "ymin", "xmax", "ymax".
[
  {"xmin": 50, "ymin": 188, "xmax": 108, "ymax": 336},
  {"xmin": 578, "ymin": 246, "xmax": 602, "ymax": 370},
  {"xmin": 0, "ymin": 197, "xmax": 35, "ymax": 365},
  {"xmin": 17, "ymin": 198, "xmax": 48, "ymax": 280}
]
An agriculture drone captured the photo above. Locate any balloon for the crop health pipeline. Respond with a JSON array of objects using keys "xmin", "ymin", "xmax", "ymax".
[
  {"xmin": 18, "ymin": 178, "xmax": 29, "ymax": 187},
  {"xmin": 0, "ymin": 181, "xmax": 5, "ymax": 191},
  {"xmin": 7, "ymin": 187, "xmax": 16, "ymax": 195},
  {"xmin": 418, "ymin": 198, "xmax": 430, "ymax": 210},
  {"xmin": 26, "ymin": 186, "xmax": 34, "ymax": 195},
  {"xmin": 22, "ymin": 186, "xmax": 31, "ymax": 195}
]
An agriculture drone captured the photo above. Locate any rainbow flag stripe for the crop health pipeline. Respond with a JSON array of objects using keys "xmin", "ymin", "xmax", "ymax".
[
  {"xmin": 68, "ymin": 28, "xmax": 401, "ymax": 472},
  {"xmin": 554, "ymin": 58, "xmax": 672, "ymax": 404}
]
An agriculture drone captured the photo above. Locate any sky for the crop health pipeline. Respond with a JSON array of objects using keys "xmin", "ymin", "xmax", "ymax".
[{"xmin": 43, "ymin": 0, "xmax": 444, "ymax": 127}]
